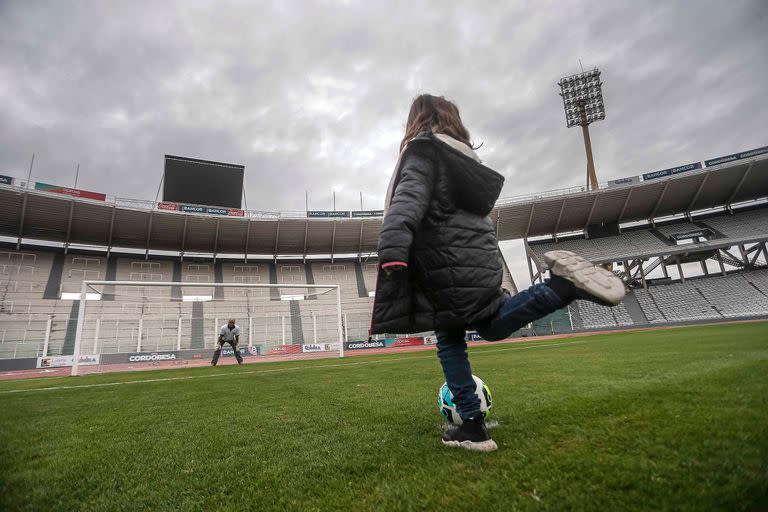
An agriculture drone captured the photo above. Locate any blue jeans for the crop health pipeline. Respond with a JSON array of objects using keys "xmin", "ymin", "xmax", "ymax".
[{"xmin": 436, "ymin": 283, "xmax": 564, "ymax": 421}]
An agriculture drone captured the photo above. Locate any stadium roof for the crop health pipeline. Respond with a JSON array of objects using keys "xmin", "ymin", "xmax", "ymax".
[
  {"xmin": 495, "ymin": 154, "xmax": 768, "ymax": 239},
  {"xmin": 0, "ymin": 152, "xmax": 766, "ymax": 256},
  {"xmin": 0, "ymin": 188, "xmax": 383, "ymax": 256}
]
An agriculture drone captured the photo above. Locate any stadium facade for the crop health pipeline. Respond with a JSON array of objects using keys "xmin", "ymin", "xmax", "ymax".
[{"xmin": 0, "ymin": 145, "xmax": 766, "ymax": 371}]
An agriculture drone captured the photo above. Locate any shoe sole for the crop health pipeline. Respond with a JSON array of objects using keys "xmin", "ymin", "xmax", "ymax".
[
  {"xmin": 543, "ymin": 250, "xmax": 625, "ymax": 306},
  {"xmin": 442, "ymin": 439, "xmax": 498, "ymax": 452}
]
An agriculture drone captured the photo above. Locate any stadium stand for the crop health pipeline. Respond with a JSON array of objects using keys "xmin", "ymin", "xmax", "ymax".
[
  {"xmin": 528, "ymin": 208, "xmax": 768, "ymax": 265},
  {"xmin": 574, "ymin": 299, "xmax": 634, "ymax": 329},
  {"xmin": 540, "ymin": 268, "xmax": 768, "ymax": 332}
]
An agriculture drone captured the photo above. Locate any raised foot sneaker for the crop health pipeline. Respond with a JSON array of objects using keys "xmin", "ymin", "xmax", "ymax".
[
  {"xmin": 544, "ymin": 250, "xmax": 626, "ymax": 307},
  {"xmin": 442, "ymin": 417, "xmax": 498, "ymax": 452}
]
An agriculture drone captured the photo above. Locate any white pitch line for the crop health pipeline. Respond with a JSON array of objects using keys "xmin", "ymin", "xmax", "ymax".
[{"xmin": 0, "ymin": 338, "xmax": 597, "ymax": 395}]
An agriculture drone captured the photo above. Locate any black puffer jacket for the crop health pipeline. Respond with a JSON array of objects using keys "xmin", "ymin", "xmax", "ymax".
[{"xmin": 370, "ymin": 132, "xmax": 510, "ymax": 334}]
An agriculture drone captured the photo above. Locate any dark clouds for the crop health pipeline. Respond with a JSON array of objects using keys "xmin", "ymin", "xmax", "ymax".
[{"xmin": 1, "ymin": 0, "xmax": 766, "ymax": 284}]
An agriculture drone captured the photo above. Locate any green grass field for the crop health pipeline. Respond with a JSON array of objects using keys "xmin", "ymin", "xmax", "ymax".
[{"xmin": 1, "ymin": 322, "xmax": 767, "ymax": 511}]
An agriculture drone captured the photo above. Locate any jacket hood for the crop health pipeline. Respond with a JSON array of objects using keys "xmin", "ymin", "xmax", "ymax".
[
  {"xmin": 426, "ymin": 133, "xmax": 505, "ymax": 216},
  {"xmin": 385, "ymin": 132, "xmax": 505, "ymax": 217}
]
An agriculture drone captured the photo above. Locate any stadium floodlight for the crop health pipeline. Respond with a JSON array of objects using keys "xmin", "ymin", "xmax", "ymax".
[{"xmin": 558, "ymin": 67, "xmax": 606, "ymax": 191}]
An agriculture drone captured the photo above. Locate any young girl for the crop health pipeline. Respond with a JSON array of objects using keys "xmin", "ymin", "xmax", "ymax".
[{"xmin": 370, "ymin": 94, "xmax": 625, "ymax": 452}]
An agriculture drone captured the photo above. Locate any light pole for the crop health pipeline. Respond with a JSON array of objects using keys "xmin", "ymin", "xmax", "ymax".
[{"xmin": 558, "ymin": 68, "xmax": 606, "ymax": 191}]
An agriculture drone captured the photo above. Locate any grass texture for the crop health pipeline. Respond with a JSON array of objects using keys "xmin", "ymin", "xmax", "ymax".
[{"xmin": 0, "ymin": 322, "xmax": 766, "ymax": 511}]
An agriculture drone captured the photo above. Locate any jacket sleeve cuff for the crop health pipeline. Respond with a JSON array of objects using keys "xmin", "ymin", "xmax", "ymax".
[{"xmin": 381, "ymin": 261, "xmax": 408, "ymax": 269}]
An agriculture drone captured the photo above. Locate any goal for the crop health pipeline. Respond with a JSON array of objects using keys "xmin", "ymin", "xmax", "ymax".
[{"xmin": 70, "ymin": 280, "xmax": 346, "ymax": 376}]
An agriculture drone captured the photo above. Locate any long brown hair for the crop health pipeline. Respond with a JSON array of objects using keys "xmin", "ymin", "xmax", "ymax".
[{"xmin": 400, "ymin": 94, "xmax": 474, "ymax": 152}]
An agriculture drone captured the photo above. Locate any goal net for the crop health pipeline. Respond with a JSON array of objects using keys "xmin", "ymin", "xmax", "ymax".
[{"xmin": 69, "ymin": 281, "xmax": 346, "ymax": 376}]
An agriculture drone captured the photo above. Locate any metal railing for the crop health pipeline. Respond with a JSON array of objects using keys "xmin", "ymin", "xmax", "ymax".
[{"xmin": 1, "ymin": 170, "xmax": 599, "ymax": 217}]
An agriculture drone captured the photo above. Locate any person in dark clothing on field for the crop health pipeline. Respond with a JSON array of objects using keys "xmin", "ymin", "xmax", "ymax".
[
  {"xmin": 369, "ymin": 94, "xmax": 626, "ymax": 452},
  {"xmin": 211, "ymin": 318, "xmax": 244, "ymax": 366}
]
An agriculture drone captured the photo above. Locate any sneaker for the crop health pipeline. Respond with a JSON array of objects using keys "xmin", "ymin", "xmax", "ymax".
[
  {"xmin": 237, "ymin": 359, "xmax": 243, "ymax": 365},
  {"xmin": 442, "ymin": 417, "xmax": 498, "ymax": 452},
  {"xmin": 544, "ymin": 250, "xmax": 625, "ymax": 307}
]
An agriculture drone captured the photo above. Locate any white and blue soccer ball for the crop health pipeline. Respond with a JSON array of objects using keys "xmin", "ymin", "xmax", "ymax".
[{"xmin": 438, "ymin": 375, "xmax": 492, "ymax": 425}]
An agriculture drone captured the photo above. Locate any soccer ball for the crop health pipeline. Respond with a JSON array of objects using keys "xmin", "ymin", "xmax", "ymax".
[{"xmin": 438, "ymin": 375, "xmax": 492, "ymax": 425}]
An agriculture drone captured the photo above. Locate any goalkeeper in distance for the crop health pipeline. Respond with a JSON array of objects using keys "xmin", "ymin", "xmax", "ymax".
[{"xmin": 211, "ymin": 318, "xmax": 244, "ymax": 366}]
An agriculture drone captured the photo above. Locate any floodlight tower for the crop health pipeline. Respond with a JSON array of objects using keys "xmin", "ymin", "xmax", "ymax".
[{"xmin": 558, "ymin": 68, "xmax": 606, "ymax": 191}]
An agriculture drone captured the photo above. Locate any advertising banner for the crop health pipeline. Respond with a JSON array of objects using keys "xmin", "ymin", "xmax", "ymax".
[
  {"xmin": 0, "ymin": 174, "xmax": 13, "ymax": 186},
  {"xmin": 642, "ymin": 162, "xmax": 702, "ymax": 181},
  {"xmin": 161, "ymin": 202, "xmax": 245, "ymax": 217},
  {"xmin": 76, "ymin": 354, "xmax": 101, "ymax": 366},
  {"xmin": 607, "ymin": 176, "xmax": 640, "ymax": 188},
  {"xmin": 157, "ymin": 201, "xmax": 179, "ymax": 211},
  {"xmin": 206, "ymin": 207, "xmax": 245, "ymax": 217},
  {"xmin": 37, "ymin": 356, "xmax": 70, "ymax": 368},
  {"xmin": 383, "ymin": 337, "xmax": 428, "ymax": 348},
  {"xmin": 156, "ymin": 347, "xmax": 260, "ymax": 361},
  {"xmin": 670, "ymin": 229, "xmax": 710, "ymax": 241},
  {"xmin": 704, "ymin": 145, "xmax": 768, "ymax": 167},
  {"xmin": 221, "ymin": 347, "xmax": 255, "ymax": 358},
  {"xmin": 0, "ymin": 358, "xmax": 38, "ymax": 371},
  {"xmin": 344, "ymin": 339, "xmax": 385, "ymax": 350},
  {"xmin": 302, "ymin": 343, "xmax": 326, "ymax": 353},
  {"xmin": 423, "ymin": 335, "xmax": 437, "ymax": 345},
  {"xmin": 99, "ymin": 352, "xmax": 179, "ymax": 364},
  {"xmin": 180, "ymin": 204, "xmax": 207, "ymax": 214},
  {"xmin": 466, "ymin": 332, "xmax": 484, "ymax": 342},
  {"xmin": 351, "ymin": 210, "xmax": 384, "ymax": 218},
  {"xmin": 126, "ymin": 351, "xmax": 180, "ymax": 363},
  {"xmin": 391, "ymin": 337, "xmax": 425, "ymax": 348},
  {"xmin": 307, "ymin": 210, "xmax": 351, "ymax": 218},
  {"xmin": 36, "ymin": 354, "xmax": 101, "ymax": 368},
  {"xmin": 268, "ymin": 344, "xmax": 303, "ymax": 355},
  {"xmin": 35, "ymin": 182, "xmax": 107, "ymax": 201},
  {"xmin": 50, "ymin": 348, "xmax": 258, "ymax": 367}
]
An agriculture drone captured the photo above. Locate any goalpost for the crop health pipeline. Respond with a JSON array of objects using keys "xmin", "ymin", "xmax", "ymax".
[{"xmin": 70, "ymin": 280, "xmax": 345, "ymax": 376}]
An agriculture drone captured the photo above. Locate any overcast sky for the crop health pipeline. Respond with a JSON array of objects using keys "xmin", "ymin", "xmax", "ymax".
[{"xmin": 1, "ymin": 0, "xmax": 766, "ymax": 287}]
